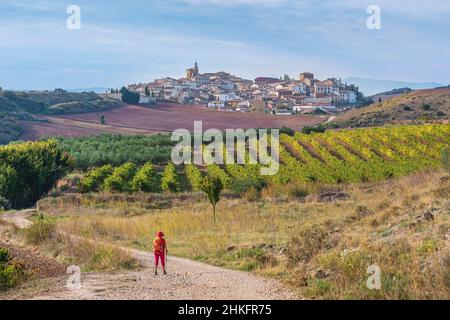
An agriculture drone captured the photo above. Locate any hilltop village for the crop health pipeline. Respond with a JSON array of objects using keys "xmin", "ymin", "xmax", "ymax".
[{"xmin": 127, "ymin": 62, "xmax": 362, "ymax": 115}]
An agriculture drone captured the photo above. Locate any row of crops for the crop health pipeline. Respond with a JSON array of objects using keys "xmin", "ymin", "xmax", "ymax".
[
  {"xmin": 275, "ymin": 124, "xmax": 449, "ymax": 184},
  {"xmin": 79, "ymin": 124, "xmax": 449, "ymax": 193}
]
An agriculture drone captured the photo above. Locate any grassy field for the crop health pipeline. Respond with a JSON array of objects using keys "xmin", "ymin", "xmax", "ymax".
[{"xmin": 37, "ymin": 169, "xmax": 450, "ymax": 299}]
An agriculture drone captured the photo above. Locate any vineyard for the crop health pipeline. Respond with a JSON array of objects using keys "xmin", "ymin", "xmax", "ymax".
[
  {"xmin": 275, "ymin": 124, "xmax": 450, "ymax": 184},
  {"xmin": 77, "ymin": 124, "xmax": 450, "ymax": 194},
  {"xmin": 202, "ymin": 124, "xmax": 449, "ymax": 187}
]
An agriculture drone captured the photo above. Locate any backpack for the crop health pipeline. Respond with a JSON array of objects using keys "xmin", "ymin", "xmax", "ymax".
[{"xmin": 153, "ymin": 237, "xmax": 165, "ymax": 253}]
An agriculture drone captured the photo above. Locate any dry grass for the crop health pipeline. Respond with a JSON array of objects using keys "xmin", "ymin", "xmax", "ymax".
[
  {"xmin": 22, "ymin": 218, "xmax": 139, "ymax": 272},
  {"xmin": 334, "ymin": 88, "xmax": 450, "ymax": 127},
  {"xmin": 39, "ymin": 169, "xmax": 450, "ymax": 299}
]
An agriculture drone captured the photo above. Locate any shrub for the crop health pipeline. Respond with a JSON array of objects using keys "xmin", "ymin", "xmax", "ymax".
[
  {"xmin": 0, "ymin": 195, "xmax": 11, "ymax": 211},
  {"xmin": 0, "ymin": 140, "xmax": 73, "ymax": 208},
  {"xmin": 161, "ymin": 162, "xmax": 180, "ymax": 193},
  {"xmin": 230, "ymin": 177, "xmax": 266, "ymax": 195},
  {"xmin": 243, "ymin": 187, "xmax": 261, "ymax": 202},
  {"xmin": 301, "ymin": 125, "xmax": 326, "ymax": 135},
  {"xmin": 442, "ymin": 148, "xmax": 450, "ymax": 172},
  {"xmin": 313, "ymin": 108, "xmax": 327, "ymax": 115},
  {"xmin": 0, "ymin": 248, "xmax": 10, "ymax": 264},
  {"xmin": 287, "ymin": 226, "xmax": 329, "ymax": 263},
  {"xmin": 287, "ymin": 184, "xmax": 309, "ymax": 199},
  {"xmin": 79, "ymin": 165, "xmax": 113, "ymax": 193},
  {"xmin": 25, "ymin": 218, "xmax": 55, "ymax": 245},
  {"xmin": 104, "ymin": 162, "xmax": 137, "ymax": 193},
  {"xmin": 185, "ymin": 164, "xmax": 203, "ymax": 192},
  {"xmin": 0, "ymin": 248, "xmax": 27, "ymax": 291},
  {"xmin": 280, "ymin": 126, "xmax": 295, "ymax": 136},
  {"xmin": 207, "ymin": 164, "xmax": 232, "ymax": 189},
  {"xmin": 131, "ymin": 162, "xmax": 158, "ymax": 193},
  {"xmin": 421, "ymin": 104, "xmax": 431, "ymax": 111}
]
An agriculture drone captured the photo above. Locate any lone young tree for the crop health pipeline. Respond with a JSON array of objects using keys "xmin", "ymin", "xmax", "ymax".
[
  {"xmin": 100, "ymin": 115, "xmax": 106, "ymax": 125},
  {"xmin": 200, "ymin": 176, "xmax": 223, "ymax": 224}
]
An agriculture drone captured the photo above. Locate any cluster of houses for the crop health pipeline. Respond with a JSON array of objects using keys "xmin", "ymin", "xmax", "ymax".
[{"xmin": 127, "ymin": 63, "xmax": 361, "ymax": 115}]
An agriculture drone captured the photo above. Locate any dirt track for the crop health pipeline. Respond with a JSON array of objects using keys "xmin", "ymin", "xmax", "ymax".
[{"xmin": 1, "ymin": 210, "xmax": 297, "ymax": 300}]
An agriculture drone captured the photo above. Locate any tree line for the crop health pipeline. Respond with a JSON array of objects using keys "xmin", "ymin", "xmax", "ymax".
[{"xmin": 56, "ymin": 134, "xmax": 175, "ymax": 169}]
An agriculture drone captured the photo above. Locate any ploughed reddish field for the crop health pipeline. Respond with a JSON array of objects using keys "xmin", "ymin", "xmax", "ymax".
[
  {"xmin": 19, "ymin": 120, "xmax": 104, "ymax": 141},
  {"xmin": 20, "ymin": 103, "xmax": 325, "ymax": 140}
]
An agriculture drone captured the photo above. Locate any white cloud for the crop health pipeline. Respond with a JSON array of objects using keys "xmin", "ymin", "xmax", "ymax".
[{"xmin": 1, "ymin": 0, "xmax": 449, "ymax": 87}]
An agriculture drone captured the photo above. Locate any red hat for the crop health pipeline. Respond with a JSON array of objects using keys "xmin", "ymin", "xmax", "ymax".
[{"xmin": 157, "ymin": 231, "xmax": 165, "ymax": 237}]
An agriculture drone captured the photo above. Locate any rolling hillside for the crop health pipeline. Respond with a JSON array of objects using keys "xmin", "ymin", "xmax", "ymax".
[
  {"xmin": 332, "ymin": 88, "xmax": 450, "ymax": 128},
  {"xmin": 0, "ymin": 90, "xmax": 122, "ymax": 115},
  {"xmin": 0, "ymin": 89, "xmax": 123, "ymax": 144}
]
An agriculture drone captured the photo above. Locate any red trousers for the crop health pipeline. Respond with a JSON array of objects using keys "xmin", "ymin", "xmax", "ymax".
[{"xmin": 154, "ymin": 252, "xmax": 165, "ymax": 268}]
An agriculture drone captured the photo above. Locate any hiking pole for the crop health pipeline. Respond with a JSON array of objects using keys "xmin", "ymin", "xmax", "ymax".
[{"xmin": 164, "ymin": 248, "xmax": 169, "ymax": 273}]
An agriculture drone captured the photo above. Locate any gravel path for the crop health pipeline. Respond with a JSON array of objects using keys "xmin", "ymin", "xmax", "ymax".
[
  {"xmin": 1, "ymin": 210, "xmax": 297, "ymax": 300},
  {"xmin": 1, "ymin": 209, "xmax": 34, "ymax": 228}
]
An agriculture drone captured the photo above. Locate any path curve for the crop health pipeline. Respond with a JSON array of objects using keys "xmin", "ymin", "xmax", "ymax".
[{"xmin": 1, "ymin": 210, "xmax": 297, "ymax": 300}]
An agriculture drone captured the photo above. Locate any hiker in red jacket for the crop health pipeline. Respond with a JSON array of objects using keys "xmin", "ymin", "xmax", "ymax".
[{"xmin": 153, "ymin": 231, "xmax": 168, "ymax": 275}]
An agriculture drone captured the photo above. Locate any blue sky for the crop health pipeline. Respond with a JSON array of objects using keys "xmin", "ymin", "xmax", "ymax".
[{"xmin": 0, "ymin": 0, "xmax": 449, "ymax": 90}]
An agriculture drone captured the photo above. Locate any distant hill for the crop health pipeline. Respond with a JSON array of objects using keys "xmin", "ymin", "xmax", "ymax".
[
  {"xmin": 344, "ymin": 77, "xmax": 443, "ymax": 96},
  {"xmin": 331, "ymin": 88, "xmax": 450, "ymax": 128},
  {"xmin": 0, "ymin": 89, "xmax": 122, "ymax": 144},
  {"xmin": 0, "ymin": 89, "xmax": 122, "ymax": 115},
  {"xmin": 370, "ymin": 87, "xmax": 413, "ymax": 103},
  {"xmin": 66, "ymin": 87, "xmax": 109, "ymax": 94}
]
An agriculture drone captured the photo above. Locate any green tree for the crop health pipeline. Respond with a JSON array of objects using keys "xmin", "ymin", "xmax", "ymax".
[
  {"xmin": 0, "ymin": 164, "xmax": 19, "ymax": 208},
  {"xmin": 79, "ymin": 165, "xmax": 113, "ymax": 193},
  {"xmin": 200, "ymin": 176, "xmax": 223, "ymax": 224},
  {"xmin": 0, "ymin": 140, "xmax": 73, "ymax": 208},
  {"xmin": 185, "ymin": 164, "xmax": 203, "ymax": 191},
  {"xmin": 145, "ymin": 86, "xmax": 150, "ymax": 96},
  {"xmin": 104, "ymin": 162, "xmax": 137, "ymax": 193},
  {"xmin": 206, "ymin": 164, "xmax": 232, "ymax": 189},
  {"xmin": 121, "ymin": 88, "xmax": 140, "ymax": 104},
  {"xmin": 100, "ymin": 115, "xmax": 106, "ymax": 125},
  {"xmin": 132, "ymin": 162, "xmax": 157, "ymax": 192},
  {"xmin": 161, "ymin": 162, "xmax": 180, "ymax": 193}
]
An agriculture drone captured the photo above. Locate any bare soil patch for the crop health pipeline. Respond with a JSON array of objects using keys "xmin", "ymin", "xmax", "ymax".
[
  {"xmin": 20, "ymin": 103, "xmax": 324, "ymax": 140},
  {"xmin": 0, "ymin": 241, "xmax": 66, "ymax": 280}
]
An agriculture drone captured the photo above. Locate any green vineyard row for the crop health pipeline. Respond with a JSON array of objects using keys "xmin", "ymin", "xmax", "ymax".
[{"xmin": 186, "ymin": 124, "xmax": 450, "ymax": 188}]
